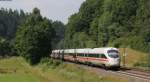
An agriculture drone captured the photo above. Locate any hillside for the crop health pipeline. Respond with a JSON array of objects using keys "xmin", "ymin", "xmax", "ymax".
[
  {"xmin": 0, "ymin": 57, "xmax": 49, "ymax": 82},
  {"xmin": 64, "ymin": 0, "xmax": 150, "ymax": 53},
  {"xmin": 119, "ymin": 48, "xmax": 149, "ymax": 68}
]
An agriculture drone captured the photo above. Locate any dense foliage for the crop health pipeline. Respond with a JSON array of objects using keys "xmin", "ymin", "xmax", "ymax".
[
  {"xmin": 0, "ymin": 8, "xmax": 27, "ymax": 56},
  {"xmin": 15, "ymin": 8, "xmax": 55, "ymax": 65},
  {"xmin": 64, "ymin": 0, "xmax": 150, "ymax": 53},
  {"xmin": 0, "ymin": 8, "xmax": 64, "ymax": 62},
  {"xmin": 0, "ymin": 37, "xmax": 11, "ymax": 56},
  {"xmin": 52, "ymin": 21, "xmax": 65, "ymax": 49},
  {"xmin": 0, "ymin": 8, "xmax": 27, "ymax": 39}
]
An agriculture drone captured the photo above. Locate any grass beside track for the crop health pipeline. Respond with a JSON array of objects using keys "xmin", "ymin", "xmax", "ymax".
[
  {"xmin": 32, "ymin": 58, "xmax": 129, "ymax": 82},
  {"xmin": 0, "ymin": 57, "xmax": 129, "ymax": 82},
  {"xmin": 0, "ymin": 57, "xmax": 48, "ymax": 82},
  {"xmin": 119, "ymin": 48, "xmax": 147, "ymax": 66}
]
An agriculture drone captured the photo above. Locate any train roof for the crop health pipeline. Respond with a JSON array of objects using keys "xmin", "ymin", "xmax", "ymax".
[
  {"xmin": 52, "ymin": 47, "xmax": 118, "ymax": 54},
  {"xmin": 93, "ymin": 47, "xmax": 118, "ymax": 50}
]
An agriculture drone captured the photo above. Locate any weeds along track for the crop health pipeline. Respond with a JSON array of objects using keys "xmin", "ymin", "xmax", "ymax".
[
  {"xmin": 87, "ymin": 65, "xmax": 150, "ymax": 82},
  {"xmin": 116, "ymin": 70, "xmax": 150, "ymax": 81},
  {"xmin": 63, "ymin": 60, "xmax": 150, "ymax": 82}
]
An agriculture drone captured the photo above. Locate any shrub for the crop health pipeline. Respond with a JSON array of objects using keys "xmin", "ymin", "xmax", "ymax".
[{"xmin": 40, "ymin": 57, "xmax": 62, "ymax": 69}]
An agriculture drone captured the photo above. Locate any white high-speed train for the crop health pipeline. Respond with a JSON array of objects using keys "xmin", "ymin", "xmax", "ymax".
[{"xmin": 51, "ymin": 47, "xmax": 120, "ymax": 68}]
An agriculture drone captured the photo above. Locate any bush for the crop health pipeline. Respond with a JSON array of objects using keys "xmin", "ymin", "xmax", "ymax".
[
  {"xmin": 40, "ymin": 57, "xmax": 51, "ymax": 64},
  {"xmin": 40, "ymin": 57, "xmax": 62, "ymax": 69},
  {"xmin": 53, "ymin": 60, "xmax": 62, "ymax": 67}
]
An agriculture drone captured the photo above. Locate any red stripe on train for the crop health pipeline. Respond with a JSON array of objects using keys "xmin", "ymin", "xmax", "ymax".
[
  {"xmin": 77, "ymin": 57, "xmax": 108, "ymax": 62},
  {"xmin": 63, "ymin": 56, "xmax": 108, "ymax": 62}
]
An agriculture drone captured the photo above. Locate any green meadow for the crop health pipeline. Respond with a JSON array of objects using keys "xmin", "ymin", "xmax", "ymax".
[
  {"xmin": 0, "ymin": 57, "xmax": 48, "ymax": 82},
  {"xmin": 0, "ymin": 57, "xmax": 128, "ymax": 82}
]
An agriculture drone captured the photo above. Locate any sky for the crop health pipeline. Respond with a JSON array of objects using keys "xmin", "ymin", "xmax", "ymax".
[{"xmin": 0, "ymin": 0, "xmax": 85, "ymax": 24}]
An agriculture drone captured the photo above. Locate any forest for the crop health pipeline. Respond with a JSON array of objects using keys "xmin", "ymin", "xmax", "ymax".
[
  {"xmin": 64, "ymin": 0, "xmax": 150, "ymax": 54},
  {"xmin": 0, "ymin": 8, "xmax": 65, "ymax": 64}
]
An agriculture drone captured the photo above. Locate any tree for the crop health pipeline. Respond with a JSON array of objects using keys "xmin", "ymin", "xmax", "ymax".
[
  {"xmin": 52, "ymin": 21, "xmax": 65, "ymax": 49},
  {"xmin": 15, "ymin": 8, "xmax": 54, "ymax": 65},
  {"xmin": 0, "ymin": 8, "xmax": 27, "ymax": 39},
  {"xmin": 0, "ymin": 37, "xmax": 11, "ymax": 56}
]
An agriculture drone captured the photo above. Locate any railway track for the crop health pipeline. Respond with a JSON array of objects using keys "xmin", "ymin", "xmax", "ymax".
[
  {"xmin": 116, "ymin": 70, "xmax": 150, "ymax": 81},
  {"xmin": 68, "ymin": 61, "xmax": 150, "ymax": 82},
  {"xmin": 53, "ymin": 58, "xmax": 150, "ymax": 82}
]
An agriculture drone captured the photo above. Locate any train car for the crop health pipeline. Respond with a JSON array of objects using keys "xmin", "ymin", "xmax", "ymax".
[{"xmin": 51, "ymin": 47, "xmax": 120, "ymax": 69}]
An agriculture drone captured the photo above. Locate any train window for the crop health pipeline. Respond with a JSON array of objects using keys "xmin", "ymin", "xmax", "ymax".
[
  {"xmin": 96, "ymin": 54, "xmax": 99, "ymax": 58},
  {"xmin": 108, "ymin": 50, "xmax": 118, "ymax": 53},
  {"xmin": 108, "ymin": 50, "xmax": 119, "ymax": 58},
  {"xmin": 88, "ymin": 54, "xmax": 93, "ymax": 57},
  {"xmin": 108, "ymin": 53, "xmax": 119, "ymax": 58},
  {"xmin": 97, "ymin": 54, "xmax": 99, "ymax": 58},
  {"xmin": 88, "ymin": 54, "xmax": 99, "ymax": 58},
  {"xmin": 81, "ymin": 54, "xmax": 84, "ymax": 57},
  {"xmin": 70, "ymin": 53, "xmax": 73, "ymax": 56},
  {"xmin": 77, "ymin": 53, "xmax": 85, "ymax": 57},
  {"xmin": 101, "ymin": 54, "xmax": 107, "ymax": 59},
  {"xmin": 85, "ymin": 54, "xmax": 88, "ymax": 57}
]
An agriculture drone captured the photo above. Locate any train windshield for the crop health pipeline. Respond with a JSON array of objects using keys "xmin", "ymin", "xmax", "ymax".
[{"xmin": 107, "ymin": 50, "xmax": 119, "ymax": 58}]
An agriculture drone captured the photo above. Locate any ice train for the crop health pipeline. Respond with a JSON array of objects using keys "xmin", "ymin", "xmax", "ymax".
[{"xmin": 51, "ymin": 47, "xmax": 120, "ymax": 68}]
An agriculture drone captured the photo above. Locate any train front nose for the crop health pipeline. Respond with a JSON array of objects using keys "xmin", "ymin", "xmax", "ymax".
[
  {"xmin": 107, "ymin": 50, "xmax": 120, "ymax": 67},
  {"xmin": 109, "ymin": 58, "xmax": 120, "ymax": 66}
]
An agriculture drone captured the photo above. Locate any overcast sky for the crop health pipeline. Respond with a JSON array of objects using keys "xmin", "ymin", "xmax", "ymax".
[{"xmin": 0, "ymin": 0, "xmax": 85, "ymax": 24}]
